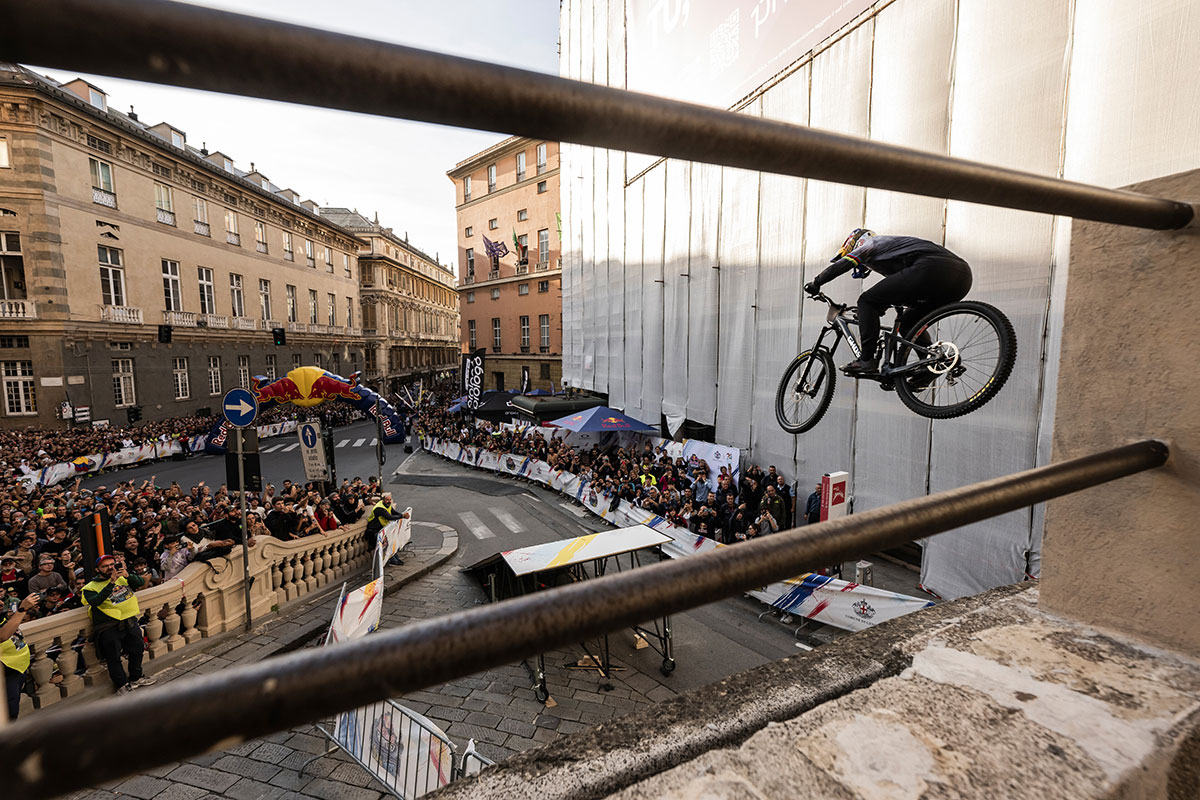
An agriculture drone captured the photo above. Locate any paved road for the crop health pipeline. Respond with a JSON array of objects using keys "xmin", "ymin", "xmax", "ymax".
[{"xmin": 81, "ymin": 419, "xmax": 405, "ymax": 493}]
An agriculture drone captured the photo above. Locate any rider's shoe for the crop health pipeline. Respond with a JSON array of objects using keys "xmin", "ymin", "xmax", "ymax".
[{"xmin": 841, "ymin": 358, "xmax": 878, "ymax": 377}]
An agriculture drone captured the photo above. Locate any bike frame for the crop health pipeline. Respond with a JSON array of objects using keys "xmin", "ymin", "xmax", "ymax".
[{"xmin": 799, "ymin": 296, "xmax": 940, "ymax": 386}]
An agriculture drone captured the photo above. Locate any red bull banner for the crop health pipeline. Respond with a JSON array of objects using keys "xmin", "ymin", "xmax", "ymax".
[{"xmin": 204, "ymin": 368, "xmax": 407, "ymax": 453}]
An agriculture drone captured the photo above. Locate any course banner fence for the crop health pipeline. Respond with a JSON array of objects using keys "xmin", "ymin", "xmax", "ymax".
[{"xmin": 422, "ymin": 436, "xmax": 929, "ymax": 631}]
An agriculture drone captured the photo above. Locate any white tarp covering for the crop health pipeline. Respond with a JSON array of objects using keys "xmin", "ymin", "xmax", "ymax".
[{"xmin": 561, "ymin": 0, "xmax": 1200, "ymax": 600}]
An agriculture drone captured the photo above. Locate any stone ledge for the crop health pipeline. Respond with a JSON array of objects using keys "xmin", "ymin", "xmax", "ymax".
[{"xmin": 431, "ymin": 583, "xmax": 1200, "ymax": 800}]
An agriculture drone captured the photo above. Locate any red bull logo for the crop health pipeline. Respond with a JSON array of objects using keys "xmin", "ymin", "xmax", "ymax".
[{"xmin": 254, "ymin": 367, "xmax": 360, "ymax": 407}]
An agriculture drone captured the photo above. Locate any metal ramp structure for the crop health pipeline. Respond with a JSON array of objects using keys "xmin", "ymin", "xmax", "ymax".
[{"xmin": 464, "ymin": 524, "xmax": 676, "ymax": 700}]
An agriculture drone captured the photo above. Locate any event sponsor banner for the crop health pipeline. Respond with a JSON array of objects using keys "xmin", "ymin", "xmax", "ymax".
[
  {"xmin": 425, "ymin": 443, "xmax": 932, "ymax": 633},
  {"xmin": 477, "ymin": 450, "xmax": 501, "ymax": 472},
  {"xmin": 328, "ymin": 577, "xmax": 384, "ymax": 644},
  {"xmin": 333, "ymin": 701, "xmax": 454, "ymax": 798},
  {"xmin": 461, "ymin": 349, "xmax": 485, "ymax": 411},
  {"xmin": 751, "ymin": 573, "xmax": 934, "ymax": 633},
  {"xmin": 376, "ymin": 513, "xmax": 412, "ymax": 566},
  {"xmin": 821, "ymin": 471, "xmax": 850, "ymax": 522},
  {"xmin": 501, "ymin": 525, "xmax": 670, "ymax": 576}
]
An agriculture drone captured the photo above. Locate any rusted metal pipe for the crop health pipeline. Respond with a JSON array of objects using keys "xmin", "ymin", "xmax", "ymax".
[{"xmin": 0, "ymin": 0, "xmax": 1193, "ymax": 229}]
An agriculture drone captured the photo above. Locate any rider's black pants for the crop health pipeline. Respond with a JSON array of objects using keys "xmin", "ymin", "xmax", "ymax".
[{"xmin": 857, "ymin": 257, "xmax": 972, "ymax": 361}]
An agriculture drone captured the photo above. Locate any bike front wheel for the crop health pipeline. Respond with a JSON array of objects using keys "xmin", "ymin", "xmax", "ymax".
[
  {"xmin": 894, "ymin": 301, "xmax": 1017, "ymax": 419},
  {"xmin": 775, "ymin": 349, "xmax": 836, "ymax": 433}
]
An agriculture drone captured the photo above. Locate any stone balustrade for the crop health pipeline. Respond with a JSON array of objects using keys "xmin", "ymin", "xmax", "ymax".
[{"xmin": 14, "ymin": 520, "xmax": 368, "ymax": 718}]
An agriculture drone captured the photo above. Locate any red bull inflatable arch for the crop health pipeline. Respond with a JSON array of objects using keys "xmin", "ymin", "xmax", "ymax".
[{"xmin": 204, "ymin": 367, "xmax": 407, "ymax": 453}]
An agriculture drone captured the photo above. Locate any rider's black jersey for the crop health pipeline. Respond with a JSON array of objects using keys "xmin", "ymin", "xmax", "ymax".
[{"xmin": 815, "ymin": 235, "xmax": 967, "ymax": 285}]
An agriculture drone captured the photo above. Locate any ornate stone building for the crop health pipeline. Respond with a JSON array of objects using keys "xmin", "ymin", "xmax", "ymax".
[
  {"xmin": 0, "ymin": 63, "xmax": 368, "ymax": 428},
  {"xmin": 318, "ymin": 208, "xmax": 459, "ymax": 393},
  {"xmin": 447, "ymin": 137, "xmax": 561, "ymax": 392}
]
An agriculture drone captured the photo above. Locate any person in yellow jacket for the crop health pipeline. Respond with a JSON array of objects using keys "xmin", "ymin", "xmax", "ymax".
[
  {"xmin": 83, "ymin": 555, "xmax": 155, "ymax": 695},
  {"xmin": 1, "ymin": 591, "xmax": 38, "ymax": 721}
]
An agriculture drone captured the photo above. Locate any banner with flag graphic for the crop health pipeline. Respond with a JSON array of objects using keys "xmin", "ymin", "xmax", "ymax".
[
  {"xmin": 482, "ymin": 235, "xmax": 508, "ymax": 259},
  {"xmin": 328, "ymin": 576, "xmax": 384, "ymax": 643}
]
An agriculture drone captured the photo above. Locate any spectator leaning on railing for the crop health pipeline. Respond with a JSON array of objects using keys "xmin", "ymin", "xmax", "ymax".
[
  {"xmin": 83, "ymin": 554, "xmax": 156, "ymax": 695},
  {"xmin": 1, "ymin": 590, "xmax": 38, "ymax": 721}
]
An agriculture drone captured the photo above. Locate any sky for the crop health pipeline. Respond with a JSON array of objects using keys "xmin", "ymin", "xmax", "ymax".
[{"xmin": 27, "ymin": 0, "xmax": 561, "ymax": 269}]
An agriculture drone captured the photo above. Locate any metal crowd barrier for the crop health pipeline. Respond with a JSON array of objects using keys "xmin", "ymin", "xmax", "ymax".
[
  {"xmin": 1, "ymin": 0, "xmax": 1193, "ymax": 229},
  {"xmin": 0, "ymin": 440, "xmax": 1168, "ymax": 799}
]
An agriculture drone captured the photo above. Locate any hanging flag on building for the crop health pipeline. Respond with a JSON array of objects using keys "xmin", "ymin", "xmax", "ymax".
[
  {"xmin": 521, "ymin": 366, "xmax": 531, "ymax": 394},
  {"xmin": 482, "ymin": 235, "xmax": 508, "ymax": 259},
  {"xmin": 512, "ymin": 228, "xmax": 521, "ymax": 261},
  {"xmin": 555, "ymin": 212, "xmax": 562, "ymax": 238}
]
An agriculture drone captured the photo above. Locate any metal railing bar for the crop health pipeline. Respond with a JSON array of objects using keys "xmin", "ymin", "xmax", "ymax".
[
  {"xmin": 0, "ymin": 439, "xmax": 1167, "ymax": 799},
  {"xmin": 0, "ymin": 0, "xmax": 1192, "ymax": 230}
]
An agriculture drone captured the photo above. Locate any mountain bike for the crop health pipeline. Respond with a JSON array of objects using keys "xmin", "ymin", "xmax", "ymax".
[{"xmin": 775, "ymin": 291, "xmax": 1017, "ymax": 433}]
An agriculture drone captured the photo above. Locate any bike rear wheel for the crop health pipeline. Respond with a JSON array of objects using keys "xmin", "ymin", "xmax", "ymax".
[
  {"xmin": 894, "ymin": 301, "xmax": 1017, "ymax": 419},
  {"xmin": 775, "ymin": 349, "xmax": 836, "ymax": 433}
]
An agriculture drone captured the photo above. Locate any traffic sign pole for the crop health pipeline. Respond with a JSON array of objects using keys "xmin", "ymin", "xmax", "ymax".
[{"xmin": 236, "ymin": 428, "xmax": 252, "ymax": 633}]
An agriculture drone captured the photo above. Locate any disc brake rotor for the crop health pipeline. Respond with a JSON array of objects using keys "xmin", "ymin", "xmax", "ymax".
[{"xmin": 927, "ymin": 341, "xmax": 960, "ymax": 375}]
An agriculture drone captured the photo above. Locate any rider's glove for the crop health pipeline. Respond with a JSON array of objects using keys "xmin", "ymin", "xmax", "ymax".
[{"xmin": 803, "ymin": 281, "xmax": 821, "ymax": 296}]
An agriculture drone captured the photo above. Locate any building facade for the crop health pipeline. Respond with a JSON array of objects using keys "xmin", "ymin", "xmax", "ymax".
[
  {"xmin": 318, "ymin": 208, "xmax": 459, "ymax": 393},
  {"xmin": 559, "ymin": 0, "xmax": 1200, "ymax": 600},
  {"xmin": 447, "ymin": 137, "xmax": 561, "ymax": 392},
  {"xmin": 0, "ymin": 63, "xmax": 367, "ymax": 428}
]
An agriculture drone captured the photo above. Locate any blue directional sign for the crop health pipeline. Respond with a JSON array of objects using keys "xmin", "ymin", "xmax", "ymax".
[
  {"xmin": 300, "ymin": 423, "xmax": 319, "ymax": 449},
  {"xmin": 222, "ymin": 387, "xmax": 258, "ymax": 428}
]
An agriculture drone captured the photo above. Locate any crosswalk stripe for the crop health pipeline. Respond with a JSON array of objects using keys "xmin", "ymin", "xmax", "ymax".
[
  {"xmin": 282, "ymin": 443, "xmax": 299, "ymax": 452},
  {"xmin": 262, "ymin": 444, "xmax": 285, "ymax": 453},
  {"xmin": 558, "ymin": 502, "xmax": 589, "ymax": 518},
  {"xmin": 458, "ymin": 511, "xmax": 495, "ymax": 539},
  {"xmin": 353, "ymin": 438, "xmax": 367, "ymax": 447},
  {"xmin": 491, "ymin": 509, "xmax": 525, "ymax": 534},
  {"xmin": 370, "ymin": 438, "xmax": 378, "ymax": 446},
  {"xmin": 336, "ymin": 440, "xmax": 349, "ymax": 448}
]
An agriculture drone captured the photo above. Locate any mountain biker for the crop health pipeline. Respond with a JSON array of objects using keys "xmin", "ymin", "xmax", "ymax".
[{"xmin": 803, "ymin": 229, "xmax": 972, "ymax": 378}]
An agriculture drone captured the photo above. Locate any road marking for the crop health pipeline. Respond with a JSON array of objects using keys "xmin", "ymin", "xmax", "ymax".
[
  {"xmin": 336, "ymin": 440, "xmax": 350, "ymax": 448},
  {"xmin": 261, "ymin": 444, "xmax": 285, "ymax": 453},
  {"xmin": 353, "ymin": 438, "xmax": 367, "ymax": 447},
  {"xmin": 394, "ymin": 449, "xmax": 419, "ymax": 475},
  {"xmin": 492, "ymin": 509, "xmax": 525, "ymax": 533},
  {"xmin": 370, "ymin": 438, "xmax": 378, "ymax": 446},
  {"xmin": 558, "ymin": 502, "xmax": 589, "ymax": 518},
  {"xmin": 282, "ymin": 443, "xmax": 299, "ymax": 452},
  {"xmin": 525, "ymin": 495, "xmax": 542, "ymax": 503},
  {"xmin": 458, "ymin": 511, "xmax": 494, "ymax": 539}
]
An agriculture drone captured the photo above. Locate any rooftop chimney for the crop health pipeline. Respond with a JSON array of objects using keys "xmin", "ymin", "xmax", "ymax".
[
  {"xmin": 201, "ymin": 141, "xmax": 209, "ymax": 156},
  {"xmin": 128, "ymin": 105, "xmax": 138, "ymax": 121}
]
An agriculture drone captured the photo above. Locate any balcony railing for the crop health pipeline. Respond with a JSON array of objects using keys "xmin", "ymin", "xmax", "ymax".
[
  {"xmin": 198, "ymin": 313, "xmax": 228, "ymax": 328},
  {"xmin": 536, "ymin": 259, "xmax": 550, "ymax": 271},
  {"xmin": 520, "ymin": 345, "xmax": 530, "ymax": 353},
  {"xmin": 231, "ymin": 316, "xmax": 256, "ymax": 330},
  {"xmin": 309, "ymin": 323, "xmax": 331, "ymax": 335},
  {"xmin": 0, "ymin": 300, "xmax": 36, "ymax": 319},
  {"xmin": 362, "ymin": 328, "xmax": 377, "ymax": 337},
  {"xmin": 487, "ymin": 270, "xmax": 499, "ymax": 280},
  {"xmin": 163, "ymin": 310, "xmax": 196, "ymax": 326},
  {"xmin": 156, "ymin": 208, "xmax": 176, "ymax": 226},
  {"xmin": 306, "ymin": 256, "xmax": 316, "ymax": 267},
  {"xmin": 258, "ymin": 318, "xmax": 281, "ymax": 331},
  {"xmin": 100, "ymin": 305, "xmax": 142, "ymax": 324},
  {"xmin": 515, "ymin": 264, "xmax": 529, "ymax": 275},
  {"xmin": 347, "ymin": 326, "xmax": 362, "ymax": 337},
  {"xmin": 91, "ymin": 187, "xmax": 116, "ymax": 207},
  {"xmin": 226, "ymin": 231, "xmax": 240, "ymax": 245},
  {"xmin": 286, "ymin": 321, "xmax": 306, "ymax": 333},
  {"xmin": 284, "ymin": 250, "xmax": 294, "ymax": 261},
  {"xmin": 540, "ymin": 345, "xmax": 551, "ymax": 353},
  {"xmin": 256, "ymin": 241, "xmax": 268, "ymax": 253},
  {"xmin": 463, "ymin": 274, "xmax": 475, "ymax": 285},
  {"xmin": 193, "ymin": 219, "xmax": 210, "ymax": 236}
]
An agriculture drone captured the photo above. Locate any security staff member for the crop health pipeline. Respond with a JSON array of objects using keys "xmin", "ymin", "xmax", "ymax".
[
  {"xmin": 365, "ymin": 492, "xmax": 407, "ymax": 554},
  {"xmin": 83, "ymin": 554, "xmax": 156, "ymax": 694},
  {"xmin": 1, "ymin": 592, "xmax": 38, "ymax": 721}
]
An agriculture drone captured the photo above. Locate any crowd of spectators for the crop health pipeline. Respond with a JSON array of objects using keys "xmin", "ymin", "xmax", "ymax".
[{"xmin": 414, "ymin": 402, "xmax": 803, "ymax": 546}]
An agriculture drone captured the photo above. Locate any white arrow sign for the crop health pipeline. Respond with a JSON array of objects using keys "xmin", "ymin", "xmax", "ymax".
[{"xmin": 225, "ymin": 398, "xmax": 253, "ymax": 416}]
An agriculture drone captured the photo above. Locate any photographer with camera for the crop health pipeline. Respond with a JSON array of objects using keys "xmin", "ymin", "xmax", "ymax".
[{"xmin": 83, "ymin": 554, "xmax": 155, "ymax": 694}]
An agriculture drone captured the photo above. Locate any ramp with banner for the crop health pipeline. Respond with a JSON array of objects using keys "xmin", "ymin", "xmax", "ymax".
[{"xmin": 464, "ymin": 524, "xmax": 675, "ymax": 701}]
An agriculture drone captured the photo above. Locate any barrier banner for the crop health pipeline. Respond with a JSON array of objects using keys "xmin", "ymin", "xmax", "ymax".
[
  {"xmin": 527, "ymin": 460, "xmax": 555, "ymax": 485},
  {"xmin": 752, "ymin": 573, "xmax": 933, "ymax": 632},
  {"xmin": 579, "ymin": 483, "xmax": 614, "ymax": 519},
  {"xmin": 499, "ymin": 454, "xmax": 530, "ymax": 477},
  {"xmin": 333, "ymin": 701, "xmax": 454, "ymax": 798},
  {"xmin": 377, "ymin": 513, "xmax": 412, "ymax": 566},
  {"xmin": 477, "ymin": 450, "xmax": 501, "ymax": 472},
  {"xmin": 328, "ymin": 577, "xmax": 384, "ymax": 644}
]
